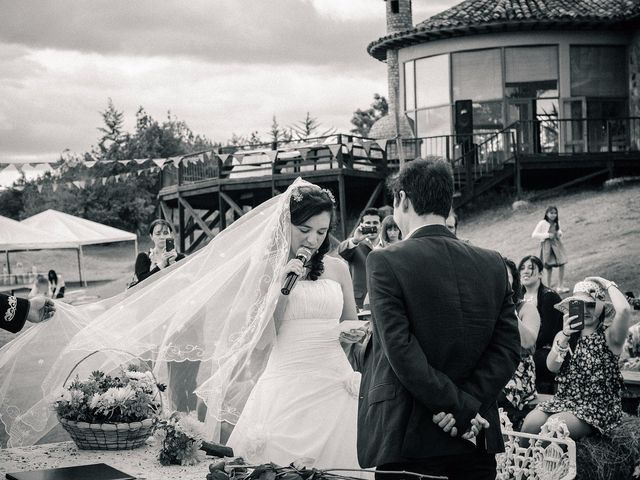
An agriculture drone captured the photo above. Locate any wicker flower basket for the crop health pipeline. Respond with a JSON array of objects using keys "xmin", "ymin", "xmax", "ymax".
[
  {"xmin": 57, "ymin": 349, "xmax": 162, "ymax": 450},
  {"xmin": 59, "ymin": 416, "xmax": 156, "ymax": 450}
]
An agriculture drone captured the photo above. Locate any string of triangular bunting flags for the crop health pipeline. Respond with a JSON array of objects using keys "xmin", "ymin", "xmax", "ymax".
[{"xmin": 1, "ymin": 138, "xmax": 395, "ymax": 189}]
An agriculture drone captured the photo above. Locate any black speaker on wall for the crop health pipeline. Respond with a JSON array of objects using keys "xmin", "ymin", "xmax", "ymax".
[{"xmin": 455, "ymin": 99, "xmax": 473, "ymax": 143}]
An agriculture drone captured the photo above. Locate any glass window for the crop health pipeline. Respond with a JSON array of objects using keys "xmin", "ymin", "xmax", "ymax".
[
  {"xmin": 404, "ymin": 61, "xmax": 415, "ymax": 111},
  {"xmin": 415, "ymin": 54, "xmax": 450, "ymax": 108},
  {"xmin": 505, "ymin": 80, "xmax": 558, "ymax": 99},
  {"xmin": 570, "ymin": 46, "xmax": 627, "ymax": 97},
  {"xmin": 416, "ymin": 106, "xmax": 451, "ymax": 137},
  {"xmin": 505, "ymin": 46, "xmax": 558, "ymax": 83},
  {"xmin": 452, "ymin": 49, "xmax": 502, "ymax": 101},
  {"xmin": 473, "ymin": 101, "xmax": 503, "ymax": 129}
]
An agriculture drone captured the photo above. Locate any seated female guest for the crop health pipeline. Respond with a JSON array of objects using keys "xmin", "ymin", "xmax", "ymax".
[
  {"xmin": 499, "ymin": 258, "xmax": 540, "ymax": 427},
  {"xmin": 377, "ymin": 215, "xmax": 401, "ymax": 248},
  {"xmin": 129, "ymin": 219, "xmax": 185, "ymax": 288},
  {"xmin": 522, "ymin": 277, "xmax": 630, "ymax": 440},
  {"xmin": 48, "ymin": 269, "xmax": 65, "ymax": 298},
  {"xmin": 29, "ymin": 275, "xmax": 50, "ymax": 298}
]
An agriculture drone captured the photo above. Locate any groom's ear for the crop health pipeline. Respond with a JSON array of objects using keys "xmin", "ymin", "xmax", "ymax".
[{"xmin": 398, "ymin": 191, "xmax": 410, "ymax": 212}]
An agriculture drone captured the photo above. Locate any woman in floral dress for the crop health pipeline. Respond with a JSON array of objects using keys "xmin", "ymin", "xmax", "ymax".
[{"xmin": 522, "ymin": 277, "xmax": 631, "ymax": 439}]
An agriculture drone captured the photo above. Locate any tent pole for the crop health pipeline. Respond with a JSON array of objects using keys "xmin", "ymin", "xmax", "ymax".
[
  {"xmin": 134, "ymin": 238, "xmax": 139, "ymax": 257},
  {"xmin": 77, "ymin": 247, "xmax": 87, "ymax": 287}
]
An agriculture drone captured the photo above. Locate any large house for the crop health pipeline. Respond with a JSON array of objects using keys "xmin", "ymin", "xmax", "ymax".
[{"xmin": 368, "ymin": 0, "xmax": 640, "ymax": 190}]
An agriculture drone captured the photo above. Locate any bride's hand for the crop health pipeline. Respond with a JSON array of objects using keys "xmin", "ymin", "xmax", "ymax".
[{"xmin": 282, "ymin": 258, "xmax": 306, "ymax": 282}]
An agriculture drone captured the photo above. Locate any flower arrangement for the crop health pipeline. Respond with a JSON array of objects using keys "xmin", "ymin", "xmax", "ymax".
[
  {"xmin": 53, "ymin": 365, "xmax": 162, "ymax": 424},
  {"xmin": 155, "ymin": 412, "xmax": 208, "ymax": 466}
]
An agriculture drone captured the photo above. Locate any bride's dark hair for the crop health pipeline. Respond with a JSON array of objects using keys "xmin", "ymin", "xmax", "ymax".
[{"xmin": 290, "ymin": 186, "xmax": 336, "ymax": 281}]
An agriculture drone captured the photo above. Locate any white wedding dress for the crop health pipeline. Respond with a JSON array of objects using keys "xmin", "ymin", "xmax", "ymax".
[{"xmin": 228, "ymin": 278, "xmax": 362, "ymax": 470}]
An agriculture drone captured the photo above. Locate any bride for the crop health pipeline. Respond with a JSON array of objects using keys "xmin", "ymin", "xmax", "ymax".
[{"xmin": 0, "ymin": 179, "xmax": 366, "ymax": 471}]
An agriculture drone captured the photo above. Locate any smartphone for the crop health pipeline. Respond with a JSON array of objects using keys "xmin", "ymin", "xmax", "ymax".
[
  {"xmin": 165, "ymin": 238, "xmax": 175, "ymax": 252},
  {"xmin": 568, "ymin": 299, "xmax": 585, "ymax": 330},
  {"xmin": 361, "ymin": 226, "xmax": 378, "ymax": 235}
]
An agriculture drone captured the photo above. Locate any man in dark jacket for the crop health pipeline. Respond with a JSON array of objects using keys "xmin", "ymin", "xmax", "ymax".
[
  {"xmin": 338, "ymin": 208, "xmax": 382, "ymax": 309},
  {"xmin": 359, "ymin": 159, "xmax": 520, "ymax": 480},
  {"xmin": 1, "ymin": 293, "xmax": 55, "ymax": 333}
]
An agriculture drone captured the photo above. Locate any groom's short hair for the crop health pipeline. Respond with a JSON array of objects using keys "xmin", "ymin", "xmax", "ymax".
[{"xmin": 388, "ymin": 159, "xmax": 453, "ymax": 217}]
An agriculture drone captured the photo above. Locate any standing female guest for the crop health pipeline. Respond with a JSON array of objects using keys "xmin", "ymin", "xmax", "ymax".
[
  {"xmin": 500, "ymin": 258, "xmax": 540, "ymax": 427},
  {"xmin": 48, "ymin": 270, "xmax": 65, "ymax": 299},
  {"xmin": 519, "ymin": 255, "xmax": 563, "ymax": 394},
  {"xmin": 522, "ymin": 277, "xmax": 630, "ymax": 440},
  {"xmin": 377, "ymin": 215, "xmax": 402, "ymax": 248},
  {"xmin": 532, "ymin": 206, "xmax": 568, "ymax": 293},
  {"xmin": 130, "ymin": 219, "xmax": 185, "ymax": 288}
]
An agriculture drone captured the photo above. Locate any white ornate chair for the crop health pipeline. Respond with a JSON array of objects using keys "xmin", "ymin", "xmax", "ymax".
[{"xmin": 496, "ymin": 411, "xmax": 577, "ymax": 480}]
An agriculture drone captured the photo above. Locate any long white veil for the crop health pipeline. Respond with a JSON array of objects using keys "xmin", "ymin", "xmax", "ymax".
[{"xmin": 0, "ymin": 178, "xmax": 309, "ymax": 447}]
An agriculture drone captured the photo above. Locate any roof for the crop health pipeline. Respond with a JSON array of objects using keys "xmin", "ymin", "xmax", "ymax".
[
  {"xmin": 21, "ymin": 210, "xmax": 136, "ymax": 247},
  {"xmin": 368, "ymin": 0, "xmax": 640, "ymax": 61},
  {"xmin": 0, "ymin": 215, "xmax": 76, "ymax": 251}
]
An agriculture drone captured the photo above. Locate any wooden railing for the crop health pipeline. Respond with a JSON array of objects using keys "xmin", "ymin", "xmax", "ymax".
[{"xmin": 161, "ymin": 134, "xmax": 387, "ymax": 188}]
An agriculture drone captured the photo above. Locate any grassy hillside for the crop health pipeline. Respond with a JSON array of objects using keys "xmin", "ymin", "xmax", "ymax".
[{"xmin": 459, "ymin": 183, "xmax": 640, "ymax": 296}]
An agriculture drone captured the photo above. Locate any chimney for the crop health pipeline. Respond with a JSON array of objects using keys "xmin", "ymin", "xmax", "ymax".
[{"xmin": 386, "ymin": 0, "xmax": 413, "ymax": 34}]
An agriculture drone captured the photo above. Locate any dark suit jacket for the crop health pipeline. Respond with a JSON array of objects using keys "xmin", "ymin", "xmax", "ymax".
[
  {"xmin": 130, "ymin": 251, "xmax": 186, "ymax": 288},
  {"xmin": 533, "ymin": 285, "xmax": 563, "ymax": 389},
  {"xmin": 338, "ymin": 239, "xmax": 373, "ymax": 308},
  {"xmin": 358, "ymin": 225, "xmax": 520, "ymax": 467},
  {"xmin": 0, "ymin": 293, "xmax": 30, "ymax": 333}
]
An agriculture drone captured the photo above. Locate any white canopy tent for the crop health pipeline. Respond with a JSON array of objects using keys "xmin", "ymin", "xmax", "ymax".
[
  {"xmin": 19, "ymin": 210, "xmax": 138, "ymax": 286},
  {"xmin": 0, "ymin": 215, "xmax": 76, "ymax": 290}
]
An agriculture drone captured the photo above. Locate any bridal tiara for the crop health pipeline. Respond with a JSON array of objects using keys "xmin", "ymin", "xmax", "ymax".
[{"xmin": 291, "ymin": 187, "xmax": 336, "ymax": 205}]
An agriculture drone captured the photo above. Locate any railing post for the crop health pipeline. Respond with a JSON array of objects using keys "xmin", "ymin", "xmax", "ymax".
[
  {"xmin": 514, "ymin": 132, "xmax": 522, "ymax": 199},
  {"xmin": 336, "ymin": 134, "xmax": 344, "ymax": 169}
]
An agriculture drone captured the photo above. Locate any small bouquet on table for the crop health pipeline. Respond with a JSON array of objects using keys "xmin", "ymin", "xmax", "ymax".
[{"xmin": 53, "ymin": 365, "xmax": 164, "ymax": 450}]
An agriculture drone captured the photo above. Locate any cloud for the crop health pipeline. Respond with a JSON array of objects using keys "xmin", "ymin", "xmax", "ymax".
[
  {"xmin": 0, "ymin": 0, "xmax": 387, "ymax": 67},
  {"xmin": 0, "ymin": 46, "xmax": 386, "ymax": 162}
]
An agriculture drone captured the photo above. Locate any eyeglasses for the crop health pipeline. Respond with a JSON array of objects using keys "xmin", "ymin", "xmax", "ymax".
[{"xmin": 585, "ymin": 301, "xmax": 597, "ymax": 309}]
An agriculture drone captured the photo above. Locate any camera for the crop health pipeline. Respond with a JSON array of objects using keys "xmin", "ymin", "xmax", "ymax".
[
  {"xmin": 626, "ymin": 291, "xmax": 640, "ymax": 311},
  {"xmin": 361, "ymin": 226, "xmax": 378, "ymax": 235},
  {"xmin": 568, "ymin": 299, "xmax": 585, "ymax": 330},
  {"xmin": 165, "ymin": 238, "xmax": 175, "ymax": 252}
]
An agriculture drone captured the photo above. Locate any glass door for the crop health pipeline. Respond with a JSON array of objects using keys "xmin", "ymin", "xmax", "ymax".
[
  {"xmin": 561, "ymin": 97, "xmax": 587, "ymax": 153},
  {"xmin": 508, "ymin": 100, "xmax": 534, "ymax": 153}
]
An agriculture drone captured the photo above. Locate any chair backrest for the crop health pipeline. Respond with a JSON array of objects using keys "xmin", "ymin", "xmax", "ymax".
[{"xmin": 496, "ymin": 411, "xmax": 577, "ymax": 480}]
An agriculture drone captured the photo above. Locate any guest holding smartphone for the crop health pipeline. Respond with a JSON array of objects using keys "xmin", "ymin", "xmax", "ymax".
[
  {"xmin": 522, "ymin": 277, "xmax": 630, "ymax": 440},
  {"xmin": 129, "ymin": 219, "xmax": 185, "ymax": 288},
  {"xmin": 338, "ymin": 208, "xmax": 382, "ymax": 309}
]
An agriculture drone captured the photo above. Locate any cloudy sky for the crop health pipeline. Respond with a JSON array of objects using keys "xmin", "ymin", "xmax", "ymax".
[{"xmin": 0, "ymin": 0, "xmax": 456, "ymax": 165}]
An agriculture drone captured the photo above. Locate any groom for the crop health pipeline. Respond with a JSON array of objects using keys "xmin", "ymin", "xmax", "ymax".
[{"xmin": 358, "ymin": 159, "xmax": 520, "ymax": 480}]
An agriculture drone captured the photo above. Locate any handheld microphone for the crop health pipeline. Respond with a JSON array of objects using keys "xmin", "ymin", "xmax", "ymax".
[{"xmin": 281, "ymin": 247, "xmax": 312, "ymax": 295}]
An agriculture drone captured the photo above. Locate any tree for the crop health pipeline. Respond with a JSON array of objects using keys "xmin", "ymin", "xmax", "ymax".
[
  {"xmin": 350, "ymin": 93, "xmax": 389, "ymax": 137},
  {"xmin": 96, "ymin": 98, "xmax": 127, "ymax": 160},
  {"xmin": 268, "ymin": 116, "xmax": 292, "ymax": 145},
  {"xmin": 12, "ymin": 99, "xmax": 218, "ymax": 235},
  {"xmin": 290, "ymin": 112, "xmax": 335, "ymax": 141}
]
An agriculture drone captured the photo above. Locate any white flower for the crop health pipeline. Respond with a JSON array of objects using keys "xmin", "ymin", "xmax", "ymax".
[
  {"xmin": 54, "ymin": 388, "xmax": 72, "ymax": 403},
  {"xmin": 175, "ymin": 413, "xmax": 207, "ymax": 442},
  {"xmin": 125, "ymin": 371, "xmax": 147, "ymax": 381},
  {"xmin": 103, "ymin": 385, "xmax": 135, "ymax": 406},
  {"xmin": 89, "ymin": 394, "xmax": 101, "ymax": 410}
]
